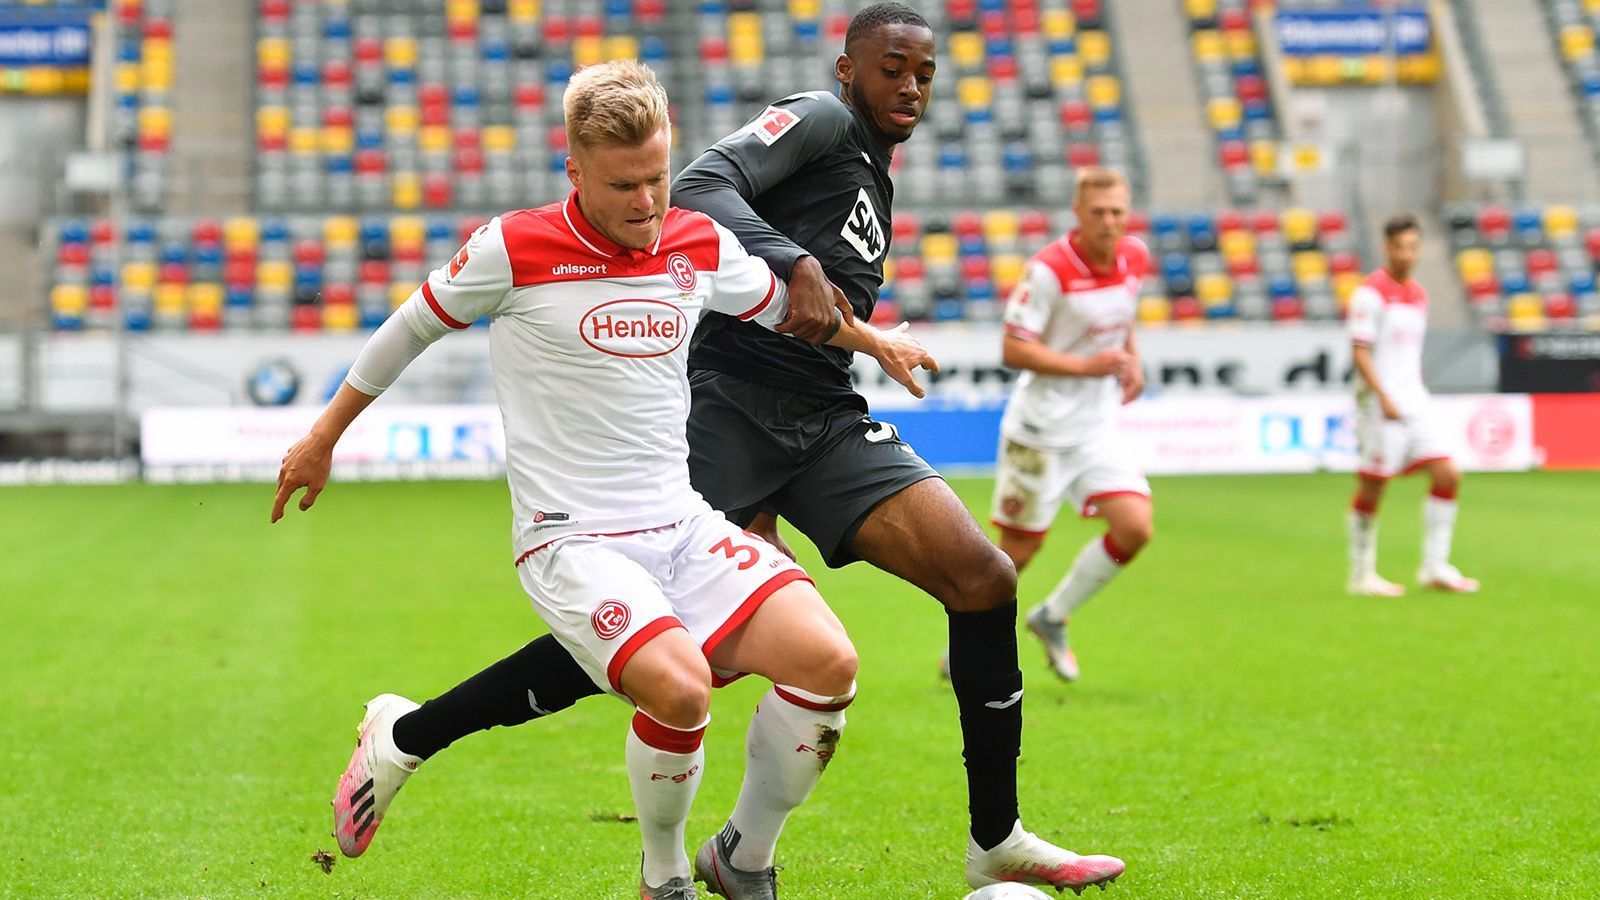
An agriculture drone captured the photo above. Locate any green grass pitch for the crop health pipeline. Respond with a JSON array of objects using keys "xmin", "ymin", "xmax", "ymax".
[{"xmin": 2, "ymin": 471, "xmax": 1597, "ymax": 897}]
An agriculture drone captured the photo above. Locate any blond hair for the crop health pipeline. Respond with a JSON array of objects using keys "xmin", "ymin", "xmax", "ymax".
[
  {"xmin": 1073, "ymin": 166, "xmax": 1128, "ymax": 202},
  {"xmin": 563, "ymin": 59, "xmax": 671, "ymax": 152}
]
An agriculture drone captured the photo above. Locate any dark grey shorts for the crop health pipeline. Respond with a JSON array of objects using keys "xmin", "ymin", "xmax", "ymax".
[{"xmin": 686, "ymin": 369, "xmax": 940, "ymax": 568}]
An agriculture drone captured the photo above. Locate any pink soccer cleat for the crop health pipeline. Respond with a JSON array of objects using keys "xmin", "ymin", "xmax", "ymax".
[
  {"xmin": 332, "ymin": 693, "xmax": 421, "ymax": 857},
  {"xmin": 1417, "ymin": 564, "xmax": 1480, "ymax": 593},
  {"xmin": 966, "ymin": 821, "xmax": 1125, "ymax": 894},
  {"xmin": 1347, "ymin": 573, "xmax": 1406, "ymax": 597}
]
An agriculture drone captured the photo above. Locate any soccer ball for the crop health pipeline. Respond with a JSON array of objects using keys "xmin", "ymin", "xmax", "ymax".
[{"xmin": 964, "ymin": 886, "xmax": 1053, "ymax": 900}]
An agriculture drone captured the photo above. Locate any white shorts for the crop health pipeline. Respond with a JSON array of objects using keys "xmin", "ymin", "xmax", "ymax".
[
  {"xmin": 990, "ymin": 435, "xmax": 1151, "ymax": 536},
  {"xmin": 516, "ymin": 509, "xmax": 811, "ymax": 699},
  {"xmin": 1355, "ymin": 408, "xmax": 1452, "ymax": 479}
]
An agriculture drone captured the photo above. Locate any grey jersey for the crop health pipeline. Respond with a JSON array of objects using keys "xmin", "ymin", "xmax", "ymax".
[{"xmin": 674, "ymin": 90, "xmax": 893, "ymax": 402}]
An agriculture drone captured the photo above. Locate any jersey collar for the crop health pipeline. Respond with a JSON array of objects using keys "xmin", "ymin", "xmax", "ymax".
[
  {"xmin": 1372, "ymin": 267, "xmax": 1426, "ymax": 305},
  {"xmin": 1062, "ymin": 230, "xmax": 1125, "ymax": 280},
  {"xmin": 562, "ymin": 190, "xmax": 666, "ymax": 258},
  {"xmin": 843, "ymin": 103, "xmax": 894, "ymax": 172}
]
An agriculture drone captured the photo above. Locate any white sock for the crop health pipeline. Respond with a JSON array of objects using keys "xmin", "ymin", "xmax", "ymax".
[
  {"xmin": 627, "ymin": 711, "xmax": 707, "ymax": 887},
  {"xmin": 723, "ymin": 683, "xmax": 854, "ymax": 871},
  {"xmin": 1348, "ymin": 509, "xmax": 1378, "ymax": 582},
  {"xmin": 1422, "ymin": 496, "xmax": 1458, "ymax": 572},
  {"xmin": 1043, "ymin": 535, "xmax": 1125, "ymax": 621}
]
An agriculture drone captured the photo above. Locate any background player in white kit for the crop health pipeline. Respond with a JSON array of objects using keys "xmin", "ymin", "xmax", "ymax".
[
  {"xmin": 1346, "ymin": 215, "xmax": 1479, "ymax": 597},
  {"xmin": 270, "ymin": 61, "xmax": 936, "ymax": 898},
  {"xmin": 983, "ymin": 167, "xmax": 1154, "ymax": 683}
]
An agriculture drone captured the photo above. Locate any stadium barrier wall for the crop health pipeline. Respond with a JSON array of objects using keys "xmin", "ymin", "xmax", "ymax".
[
  {"xmin": 139, "ymin": 391, "xmax": 1553, "ymax": 481},
  {"xmin": 37, "ymin": 325, "xmax": 1364, "ymax": 413}
]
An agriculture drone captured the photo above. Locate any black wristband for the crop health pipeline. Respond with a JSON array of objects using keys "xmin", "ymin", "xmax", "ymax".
[{"xmin": 822, "ymin": 306, "xmax": 844, "ymax": 343}]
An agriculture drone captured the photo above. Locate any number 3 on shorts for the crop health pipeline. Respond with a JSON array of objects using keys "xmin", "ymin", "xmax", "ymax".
[{"xmin": 710, "ymin": 536, "xmax": 760, "ymax": 571}]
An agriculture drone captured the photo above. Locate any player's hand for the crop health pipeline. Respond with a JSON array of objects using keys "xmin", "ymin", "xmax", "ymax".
[
  {"xmin": 1082, "ymin": 349, "xmax": 1132, "ymax": 377},
  {"xmin": 1119, "ymin": 357, "xmax": 1145, "ymax": 405},
  {"xmin": 271, "ymin": 432, "xmax": 334, "ymax": 522},
  {"xmin": 778, "ymin": 255, "xmax": 855, "ymax": 345},
  {"xmin": 870, "ymin": 322, "xmax": 940, "ymax": 399},
  {"xmin": 1379, "ymin": 394, "xmax": 1403, "ymax": 421},
  {"xmin": 747, "ymin": 512, "xmax": 796, "ymax": 562}
]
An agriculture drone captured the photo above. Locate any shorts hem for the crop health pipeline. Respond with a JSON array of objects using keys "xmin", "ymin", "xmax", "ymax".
[
  {"xmin": 605, "ymin": 616, "xmax": 687, "ymax": 695},
  {"xmin": 1080, "ymin": 490, "xmax": 1150, "ymax": 518},
  {"xmin": 991, "ymin": 519, "xmax": 1050, "ymax": 538},
  {"xmin": 827, "ymin": 471, "xmax": 943, "ymax": 568},
  {"xmin": 701, "ymin": 568, "xmax": 814, "ymax": 663},
  {"xmin": 1401, "ymin": 455, "xmax": 1451, "ymax": 476}
]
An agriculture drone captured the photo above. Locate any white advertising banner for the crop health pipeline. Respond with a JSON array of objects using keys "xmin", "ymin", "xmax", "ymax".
[
  {"xmin": 139, "ymin": 393, "xmax": 1534, "ymax": 481},
  {"xmin": 43, "ymin": 323, "xmax": 1356, "ymax": 414},
  {"xmin": 1115, "ymin": 392, "xmax": 1535, "ymax": 475},
  {"xmin": 140, "ymin": 403, "xmax": 506, "ymax": 482}
]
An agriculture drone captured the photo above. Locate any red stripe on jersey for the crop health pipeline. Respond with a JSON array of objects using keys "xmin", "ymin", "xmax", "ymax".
[
  {"xmin": 1363, "ymin": 268, "xmax": 1427, "ymax": 306},
  {"xmin": 737, "ymin": 271, "xmax": 779, "ymax": 321},
  {"xmin": 421, "ymin": 281, "xmax": 470, "ymax": 330},
  {"xmin": 1003, "ymin": 324, "xmax": 1042, "ymax": 341},
  {"xmin": 498, "ymin": 198, "xmax": 723, "ymax": 286},
  {"xmin": 630, "ymin": 709, "xmax": 706, "ymax": 753},
  {"xmin": 774, "ymin": 685, "xmax": 854, "ymax": 712},
  {"xmin": 1038, "ymin": 232, "xmax": 1150, "ymax": 291}
]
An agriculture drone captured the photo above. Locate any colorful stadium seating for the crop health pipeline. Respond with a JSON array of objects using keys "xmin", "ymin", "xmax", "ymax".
[
  {"xmin": 1180, "ymin": 0, "xmax": 1283, "ymax": 206},
  {"xmin": 49, "ymin": 207, "xmax": 1367, "ymax": 331},
  {"xmin": 253, "ymin": 0, "xmax": 675, "ymax": 211},
  {"xmin": 1446, "ymin": 202, "xmax": 1600, "ymax": 332},
  {"xmin": 107, "ymin": 0, "xmax": 172, "ymax": 212}
]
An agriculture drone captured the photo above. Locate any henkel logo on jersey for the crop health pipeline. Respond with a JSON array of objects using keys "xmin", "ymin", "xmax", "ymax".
[{"xmin": 580, "ymin": 298, "xmax": 688, "ymax": 358}]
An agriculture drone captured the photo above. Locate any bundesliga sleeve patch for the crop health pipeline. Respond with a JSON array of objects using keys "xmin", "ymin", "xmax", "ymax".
[{"xmin": 749, "ymin": 105, "xmax": 802, "ymax": 146}]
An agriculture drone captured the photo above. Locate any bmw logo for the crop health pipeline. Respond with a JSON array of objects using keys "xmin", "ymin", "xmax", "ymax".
[{"xmin": 246, "ymin": 358, "xmax": 301, "ymax": 406}]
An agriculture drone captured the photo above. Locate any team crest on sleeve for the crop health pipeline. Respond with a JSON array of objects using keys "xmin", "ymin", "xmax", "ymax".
[
  {"xmin": 750, "ymin": 105, "xmax": 802, "ymax": 146},
  {"xmin": 667, "ymin": 251, "xmax": 697, "ymax": 291},
  {"xmin": 841, "ymin": 188, "xmax": 885, "ymax": 262}
]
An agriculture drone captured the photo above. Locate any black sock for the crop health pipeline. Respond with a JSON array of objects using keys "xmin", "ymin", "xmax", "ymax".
[
  {"xmin": 947, "ymin": 602, "xmax": 1023, "ymax": 850},
  {"xmin": 390, "ymin": 633, "xmax": 601, "ymax": 759}
]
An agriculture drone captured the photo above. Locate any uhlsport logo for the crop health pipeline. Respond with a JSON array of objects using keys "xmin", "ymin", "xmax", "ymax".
[
  {"xmin": 580, "ymin": 298, "xmax": 687, "ymax": 358},
  {"xmin": 667, "ymin": 252, "xmax": 697, "ymax": 292},
  {"xmin": 553, "ymin": 262, "xmax": 608, "ymax": 277},
  {"xmin": 591, "ymin": 600, "xmax": 631, "ymax": 640}
]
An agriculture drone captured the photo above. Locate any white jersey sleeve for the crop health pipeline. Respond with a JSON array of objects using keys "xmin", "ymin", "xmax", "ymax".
[
  {"xmin": 1347, "ymin": 284, "xmax": 1382, "ymax": 347},
  {"xmin": 705, "ymin": 219, "xmax": 789, "ymax": 330},
  {"xmin": 346, "ymin": 216, "xmax": 514, "ymax": 396},
  {"xmin": 1001, "ymin": 260, "xmax": 1062, "ymax": 341}
]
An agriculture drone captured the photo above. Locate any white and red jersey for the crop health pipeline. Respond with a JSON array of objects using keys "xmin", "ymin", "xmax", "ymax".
[
  {"xmin": 1346, "ymin": 268, "xmax": 1429, "ymax": 416},
  {"xmin": 345, "ymin": 191, "xmax": 789, "ymax": 561},
  {"xmin": 999, "ymin": 232, "xmax": 1149, "ymax": 450}
]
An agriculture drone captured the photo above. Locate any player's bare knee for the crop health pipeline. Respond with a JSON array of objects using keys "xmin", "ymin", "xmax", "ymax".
[
  {"xmin": 1112, "ymin": 519, "xmax": 1153, "ymax": 554},
  {"xmin": 939, "ymin": 544, "xmax": 1018, "ymax": 612},
  {"xmin": 1433, "ymin": 465, "xmax": 1461, "ymax": 495},
  {"xmin": 636, "ymin": 669, "xmax": 711, "ymax": 729}
]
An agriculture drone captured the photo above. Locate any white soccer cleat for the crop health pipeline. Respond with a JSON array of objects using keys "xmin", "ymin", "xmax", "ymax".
[
  {"xmin": 332, "ymin": 693, "xmax": 421, "ymax": 857},
  {"xmin": 1347, "ymin": 573, "xmax": 1406, "ymax": 597},
  {"xmin": 1025, "ymin": 604, "xmax": 1080, "ymax": 682},
  {"xmin": 1417, "ymin": 564, "xmax": 1480, "ymax": 593},
  {"xmin": 966, "ymin": 822, "xmax": 1124, "ymax": 893}
]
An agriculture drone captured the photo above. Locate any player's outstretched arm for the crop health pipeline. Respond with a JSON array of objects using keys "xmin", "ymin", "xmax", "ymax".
[
  {"xmin": 827, "ymin": 314, "xmax": 939, "ymax": 399},
  {"xmin": 1002, "ymin": 334, "xmax": 1130, "ymax": 378},
  {"xmin": 271, "ymin": 382, "xmax": 378, "ymax": 522}
]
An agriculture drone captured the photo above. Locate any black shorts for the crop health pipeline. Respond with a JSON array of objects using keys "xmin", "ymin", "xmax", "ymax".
[{"xmin": 686, "ymin": 369, "xmax": 941, "ymax": 568}]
